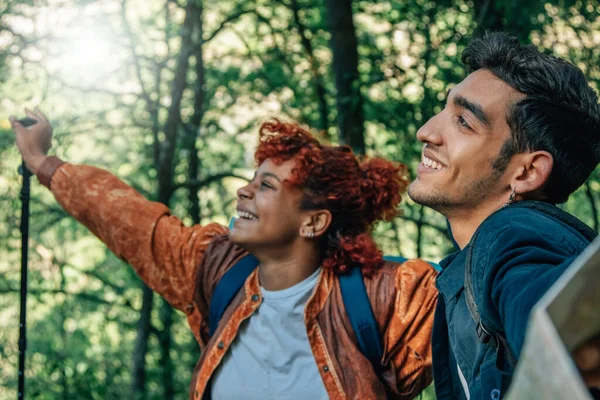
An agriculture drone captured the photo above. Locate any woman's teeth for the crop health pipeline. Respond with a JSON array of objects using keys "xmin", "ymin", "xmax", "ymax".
[{"xmin": 238, "ymin": 211, "xmax": 258, "ymax": 220}]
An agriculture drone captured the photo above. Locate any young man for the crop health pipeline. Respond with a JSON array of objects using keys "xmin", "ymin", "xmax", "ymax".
[{"xmin": 408, "ymin": 32, "xmax": 600, "ymax": 399}]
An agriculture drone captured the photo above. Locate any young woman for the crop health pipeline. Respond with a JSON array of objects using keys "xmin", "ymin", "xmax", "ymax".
[{"xmin": 12, "ymin": 109, "xmax": 437, "ymax": 399}]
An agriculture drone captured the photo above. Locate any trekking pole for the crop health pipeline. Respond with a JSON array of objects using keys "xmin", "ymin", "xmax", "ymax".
[
  {"xmin": 16, "ymin": 116, "xmax": 37, "ymax": 400},
  {"xmin": 17, "ymin": 160, "xmax": 32, "ymax": 400}
]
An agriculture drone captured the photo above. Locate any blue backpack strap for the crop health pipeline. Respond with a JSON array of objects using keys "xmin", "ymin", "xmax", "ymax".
[
  {"xmin": 209, "ymin": 254, "xmax": 259, "ymax": 336},
  {"xmin": 382, "ymin": 255, "xmax": 408, "ymax": 264},
  {"xmin": 209, "ymin": 253, "xmax": 435, "ymax": 379},
  {"xmin": 338, "ymin": 267, "xmax": 384, "ymax": 376},
  {"xmin": 383, "ymin": 254, "xmax": 442, "ymax": 271}
]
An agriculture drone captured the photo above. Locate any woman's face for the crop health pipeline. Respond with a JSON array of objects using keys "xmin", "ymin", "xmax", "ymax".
[{"xmin": 229, "ymin": 158, "xmax": 311, "ymax": 251}]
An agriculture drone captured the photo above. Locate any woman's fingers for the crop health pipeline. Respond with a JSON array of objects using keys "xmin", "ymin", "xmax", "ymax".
[
  {"xmin": 24, "ymin": 107, "xmax": 40, "ymax": 121},
  {"xmin": 33, "ymin": 107, "xmax": 49, "ymax": 122}
]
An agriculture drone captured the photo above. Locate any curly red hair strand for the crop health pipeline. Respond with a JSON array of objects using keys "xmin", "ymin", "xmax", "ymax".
[{"xmin": 255, "ymin": 120, "xmax": 409, "ymax": 277}]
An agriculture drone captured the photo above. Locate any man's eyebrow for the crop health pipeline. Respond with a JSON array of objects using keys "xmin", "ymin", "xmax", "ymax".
[{"xmin": 453, "ymin": 94, "xmax": 491, "ymax": 128}]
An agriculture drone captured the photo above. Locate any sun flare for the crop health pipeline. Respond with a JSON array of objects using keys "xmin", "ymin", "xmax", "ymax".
[{"xmin": 53, "ymin": 28, "xmax": 123, "ymax": 84}]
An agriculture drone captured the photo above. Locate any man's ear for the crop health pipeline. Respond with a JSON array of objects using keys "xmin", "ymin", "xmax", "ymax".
[
  {"xmin": 511, "ymin": 150, "xmax": 553, "ymax": 197},
  {"xmin": 301, "ymin": 209, "xmax": 332, "ymax": 238}
]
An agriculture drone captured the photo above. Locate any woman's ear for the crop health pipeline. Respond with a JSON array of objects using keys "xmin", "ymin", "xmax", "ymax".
[{"xmin": 300, "ymin": 209, "xmax": 332, "ymax": 238}]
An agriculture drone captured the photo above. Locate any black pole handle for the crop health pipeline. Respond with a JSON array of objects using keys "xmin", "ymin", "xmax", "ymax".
[{"xmin": 18, "ymin": 117, "xmax": 38, "ymax": 128}]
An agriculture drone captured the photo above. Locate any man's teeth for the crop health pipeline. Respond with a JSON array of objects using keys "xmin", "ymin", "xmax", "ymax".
[
  {"xmin": 422, "ymin": 156, "xmax": 444, "ymax": 170},
  {"xmin": 238, "ymin": 211, "xmax": 258, "ymax": 220}
]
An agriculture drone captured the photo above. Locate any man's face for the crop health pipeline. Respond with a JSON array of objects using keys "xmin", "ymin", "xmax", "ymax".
[{"xmin": 408, "ymin": 69, "xmax": 523, "ymax": 214}]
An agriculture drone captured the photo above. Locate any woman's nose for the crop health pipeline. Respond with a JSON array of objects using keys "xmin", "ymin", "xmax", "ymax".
[{"xmin": 237, "ymin": 183, "xmax": 253, "ymax": 200}]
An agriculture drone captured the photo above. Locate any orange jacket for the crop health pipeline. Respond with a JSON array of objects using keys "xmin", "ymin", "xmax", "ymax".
[{"xmin": 38, "ymin": 157, "xmax": 438, "ymax": 399}]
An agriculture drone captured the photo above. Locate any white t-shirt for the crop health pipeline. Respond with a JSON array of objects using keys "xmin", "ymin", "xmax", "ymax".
[{"xmin": 211, "ymin": 268, "xmax": 328, "ymax": 399}]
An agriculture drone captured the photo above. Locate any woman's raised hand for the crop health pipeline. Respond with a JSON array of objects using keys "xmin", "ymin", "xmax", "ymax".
[{"xmin": 10, "ymin": 107, "xmax": 53, "ymax": 174}]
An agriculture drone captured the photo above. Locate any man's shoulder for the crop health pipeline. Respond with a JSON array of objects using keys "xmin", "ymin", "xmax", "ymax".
[
  {"xmin": 484, "ymin": 203, "xmax": 560, "ymax": 228},
  {"xmin": 473, "ymin": 208, "xmax": 555, "ymax": 254},
  {"xmin": 471, "ymin": 202, "xmax": 594, "ymax": 270},
  {"xmin": 476, "ymin": 202, "xmax": 592, "ymax": 245}
]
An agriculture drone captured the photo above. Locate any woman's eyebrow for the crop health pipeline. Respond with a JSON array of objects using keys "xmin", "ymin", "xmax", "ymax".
[{"xmin": 259, "ymin": 172, "xmax": 281, "ymax": 182}]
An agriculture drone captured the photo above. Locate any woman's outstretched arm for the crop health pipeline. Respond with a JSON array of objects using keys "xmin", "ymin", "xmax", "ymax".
[{"xmin": 11, "ymin": 108, "xmax": 227, "ymax": 323}]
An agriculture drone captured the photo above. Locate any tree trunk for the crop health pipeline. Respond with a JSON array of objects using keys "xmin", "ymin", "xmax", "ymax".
[
  {"xmin": 130, "ymin": 285, "xmax": 153, "ymax": 400},
  {"xmin": 157, "ymin": 1, "xmax": 200, "ymax": 205},
  {"xmin": 59, "ymin": 265, "xmax": 69, "ymax": 400},
  {"xmin": 473, "ymin": 0, "xmax": 503, "ymax": 34},
  {"xmin": 324, "ymin": 0, "xmax": 365, "ymax": 154},
  {"xmin": 156, "ymin": 2, "xmax": 203, "ymax": 399},
  {"xmin": 131, "ymin": 2, "xmax": 200, "ymax": 398},
  {"xmin": 472, "ymin": 0, "xmax": 533, "ymax": 42},
  {"xmin": 290, "ymin": 0, "xmax": 329, "ymax": 132},
  {"xmin": 158, "ymin": 299, "xmax": 174, "ymax": 400},
  {"xmin": 188, "ymin": 0, "xmax": 206, "ymax": 226},
  {"xmin": 416, "ymin": 205, "xmax": 423, "ymax": 259},
  {"xmin": 585, "ymin": 181, "xmax": 599, "ymax": 232}
]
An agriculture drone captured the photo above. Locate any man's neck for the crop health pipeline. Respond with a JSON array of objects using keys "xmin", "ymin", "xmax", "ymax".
[{"xmin": 446, "ymin": 202, "xmax": 505, "ymax": 249}]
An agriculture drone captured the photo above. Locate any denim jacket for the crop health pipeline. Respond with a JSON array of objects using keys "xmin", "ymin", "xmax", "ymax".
[{"xmin": 432, "ymin": 201, "xmax": 597, "ymax": 400}]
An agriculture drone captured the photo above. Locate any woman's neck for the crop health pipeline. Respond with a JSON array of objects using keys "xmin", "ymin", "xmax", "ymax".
[{"xmin": 254, "ymin": 243, "xmax": 322, "ymax": 291}]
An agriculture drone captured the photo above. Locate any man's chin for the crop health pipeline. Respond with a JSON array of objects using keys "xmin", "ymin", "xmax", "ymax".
[
  {"xmin": 408, "ymin": 184, "xmax": 451, "ymax": 212},
  {"xmin": 407, "ymin": 181, "xmax": 427, "ymax": 203}
]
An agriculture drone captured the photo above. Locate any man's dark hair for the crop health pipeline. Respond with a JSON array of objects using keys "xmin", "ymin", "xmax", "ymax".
[{"xmin": 462, "ymin": 32, "xmax": 600, "ymax": 203}]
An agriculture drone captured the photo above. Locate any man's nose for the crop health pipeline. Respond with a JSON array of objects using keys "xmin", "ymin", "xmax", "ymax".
[{"xmin": 416, "ymin": 112, "xmax": 444, "ymax": 146}]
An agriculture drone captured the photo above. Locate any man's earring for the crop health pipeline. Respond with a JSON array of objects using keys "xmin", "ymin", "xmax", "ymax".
[{"xmin": 502, "ymin": 188, "xmax": 517, "ymax": 208}]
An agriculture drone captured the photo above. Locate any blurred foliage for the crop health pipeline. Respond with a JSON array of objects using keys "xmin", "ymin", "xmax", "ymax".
[{"xmin": 0, "ymin": 0, "xmax": 599, "ymax": 398}]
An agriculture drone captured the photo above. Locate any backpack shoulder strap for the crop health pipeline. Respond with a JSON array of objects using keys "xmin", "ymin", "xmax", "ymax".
[
  {"xmin": 210, "ymin": 254, "xmax": 430, "ymax": 377},
  {"xmin": 338, "ymin": 267, "xmax": 384, "ymax": 375},
  {"xmin": 464, "ymin": 232, "xmax": 518, "ymax": 368},
  {"xmin": 383, "ymin": 255, "xmax": 442, "ymax": 271},
  {"xmin": 209, "ymin": 254, "xmax": 259, "ymax": 336},
  {"xmin": 383, "ymin": 255, "xmax": 408, "ymax": 264}
]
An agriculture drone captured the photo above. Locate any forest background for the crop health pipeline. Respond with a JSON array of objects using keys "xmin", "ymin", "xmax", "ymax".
[{"xmin": 1, "ymin": 0, "xmax": 599, "ymax": 398}]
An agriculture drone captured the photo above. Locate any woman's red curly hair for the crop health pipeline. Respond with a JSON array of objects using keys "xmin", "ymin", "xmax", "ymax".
[{"xmin": 255, "ymin": 120, "xmax": 409, "ymax": 277}]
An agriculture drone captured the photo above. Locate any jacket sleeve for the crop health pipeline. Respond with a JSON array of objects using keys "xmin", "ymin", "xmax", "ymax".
[
  {"xmin": 380, "ymin": 259, "xmax": 438, "ymax": 398},
  {"xmin": 40, "ymin": 158, "xmax": 228, "ymax": 315},
  {"xmin": 476, "ymin": 224, "xmax": 582, "ymax": 358}
]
